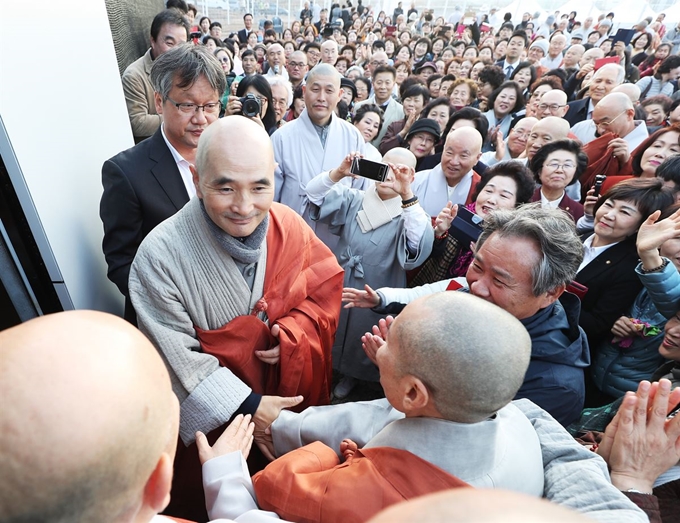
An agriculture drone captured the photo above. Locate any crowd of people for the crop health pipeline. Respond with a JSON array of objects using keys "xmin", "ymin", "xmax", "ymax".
[{"xmin": 3, "ymin": 0, "xmax": 680, "ymax": 522}]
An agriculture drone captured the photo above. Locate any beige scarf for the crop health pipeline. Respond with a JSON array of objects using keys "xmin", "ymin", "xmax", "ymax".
[{"xmin": 356, "ymin": 185, "xmax": 403, "ymax": 233}]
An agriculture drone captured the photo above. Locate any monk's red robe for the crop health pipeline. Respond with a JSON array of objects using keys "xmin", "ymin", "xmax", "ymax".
[
  {"xmin": 166, "ymin": 203, "xmax": 344, "ymax": 522},
  {"xmin": 252, "ymin": 441, "xmax": 469, "ymax": 523}
]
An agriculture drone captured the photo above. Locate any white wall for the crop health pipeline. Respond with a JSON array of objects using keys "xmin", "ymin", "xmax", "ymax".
[{"xmin": 0, "ymin": 0, "xmax": 133, "ymax": 313}]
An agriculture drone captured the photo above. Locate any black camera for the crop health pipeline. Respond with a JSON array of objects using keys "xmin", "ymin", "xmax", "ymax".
[
  {"xmin": 189, "ymin": 31, "xmax": 202, "ymax": 40},
  {"xmin": 240, "ymin": 93, "xmax": 261, "ymax": 118}
]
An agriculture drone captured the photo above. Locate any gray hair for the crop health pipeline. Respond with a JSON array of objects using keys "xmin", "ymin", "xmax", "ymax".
[
  {"xmin": 476, "ymin": 204, "xmax": 584, "ymax": 296},
  {"xmin": 266, "ymin": 75, "xmax": 293, "ymax": 106},
  {"xmin": 594, "ymin": 63, "xmax": 626, "ymax": 85},
  {"xmin": 150, "ymin": 43, "xmax": 226, "ymax": 100}
]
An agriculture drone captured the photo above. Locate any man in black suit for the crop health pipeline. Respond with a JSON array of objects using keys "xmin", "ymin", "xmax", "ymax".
[
  {"xmin": 495, "ymin": 30, "xmax": 527, "ymax": 78},
  {"xmin": 237, "ymin": 13, "xmax": 254, "ymax": 44},
  {"xmin": 565, "ymin": 63, "xmax": 625, "ymax": 127},
  {"xmin": 100, "ymin": 44, "xmax": 226, "ymax": 322}
]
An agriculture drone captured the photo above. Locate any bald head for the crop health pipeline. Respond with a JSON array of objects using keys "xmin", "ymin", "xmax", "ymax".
[
  {"xmin": 368, "ymin": 488, "xmax": 592, "ymax": 523},
  {"xmin": 592, "ymin": 92, "xmax": 635, "ymax": 137},
  {"xmin": 0, "ymin": 311, "xmax": 177, "ymax": 523},
  {"xmin": 320, "ymin": 39, "xmax": 338, "ymax": 64},
  {"xmin": 612, "ymin": 83, "xmax": 641, "ymax": 104},
  {"xmin": 306, "ymin": 62, "xmax": 341, "ymax": 86},
  {"xmin": 195, "ymin": 116, "xmax": 275, "ymax": 179},
  {"xmin": 391, "ymin": 292, "xmax": 531, "ymax": 422},
  {"xmin": 537, "ymin": 90, "xmax": 568, "ymax": 119},
  {"xmin": 446, "ymin": 126, "xmax": 483, "ymax": 153},
  {"xmin": 526, "ymin": 117, "xmax": 570, "ymax": 159},
  {"xmin": 383, "ymin": 147, "xmax": 417, "ymax": 170},
  {"xmin": 580, "ymin": 47, "xmax": 604, "ymax": 68}
]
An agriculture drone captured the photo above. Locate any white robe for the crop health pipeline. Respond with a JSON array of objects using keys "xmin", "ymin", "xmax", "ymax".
[
  {"xmin": 412, "ymin": 165, "xmax": 474, "ymax": 217},
  {"xmin": 272, "ymin": 109, "xmax": 369, "ymax": 247},
  {"xmin": 151, "ymin": 452, "xmax": 283, "ymax": 523}
]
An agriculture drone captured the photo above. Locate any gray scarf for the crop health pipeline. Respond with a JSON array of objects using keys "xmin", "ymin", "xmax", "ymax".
[{"xmin": 199, "ymin": 199, "xmax": 269, "ymax": 264}]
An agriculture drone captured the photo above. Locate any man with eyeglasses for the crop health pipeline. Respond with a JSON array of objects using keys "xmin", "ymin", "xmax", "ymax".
[
  {"xmin": 101, "ymin": 44, "xmax": 225, "ymax": 324},
  {"xmin": 267, "ymin": 75, "xmax": 293, "ymax": 128},
  {"xmin": 536, "ymin": 90, "xmax": 569, "ymax": 120},
  {"xmin": 286, "ymin": 51, "xmax": 308, "ymax": 90},
  {"xmin": 365, "ymin": 50, "xmax": 389, "ymax": 80},
  {"xmin": 480, "ymin": 117, "xmax": 538, "ymax": 166},
  {"xmin": 303, "ymin": 42, "xmax": 322, "ymax": 68},
  {"xmin": 121, "ymin": 9, "xmax": 189, "ymax": 143}
]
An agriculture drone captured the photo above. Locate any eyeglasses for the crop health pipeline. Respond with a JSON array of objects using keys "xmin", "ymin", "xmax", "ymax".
[
  {"xmin": 218, "ymin": 57, "xmax": 231, "ymax": 64},
  {"xmin": 166, "ymin": 97, "xmax": 221, "ymax": 114},
  {"xmin": 538, "ymin": 103, "xmax": 566, "ymax": 112},
  {"xmin": 594, "ymin": 110, "xmax": 626, "ymax": 129},
  {"xmin": 370, "ymin": 60, "xmax": 388, "ymax": 67},
  {"xmin": 546, "ymin": 161, "xmax": 577, "ymax": 171}
]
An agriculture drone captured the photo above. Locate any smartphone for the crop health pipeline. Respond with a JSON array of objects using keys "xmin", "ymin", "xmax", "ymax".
[
  {"xmin": 449, "ymin": 207, "xmax": 483, "ymax": 246},
  {"xmin": 456, "ymin": 24, "xmax": 465, "ymax": 35},
  {"xmin": 350, "ymin": 157, "xmax": 389, "ymax": 182},
  {"xmin": 593, "ymin": 174, "xmax": 607, "ymax": 198}
]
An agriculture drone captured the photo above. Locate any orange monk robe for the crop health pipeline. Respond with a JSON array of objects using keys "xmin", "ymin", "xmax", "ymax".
[
  {"xmin": 166, "ymin": 203, "xmax": 345, "ymax": 521},
  {"xmin": 252, "ymin": 441, "xmax": 469, "ymax": 523},
  {"xmin": 580, "ymin": 132, "xmax": 628, "ymax": 200}
]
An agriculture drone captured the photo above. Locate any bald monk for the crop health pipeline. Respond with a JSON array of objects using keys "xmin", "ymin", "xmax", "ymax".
[
  {"xmin": 305, "ymin": 148, "xmax": 433, "ymax": 391},
  {"xmin": 367, "ymin": 489, "xmax": 593, "ymax": 523},
  {"xmin": 129, "ymin": 116, "xmax": 344, "ymax": 520},
  {"xmin": 250, "ymin": 292, "xmax": 545, "ymax": 523},
  {"xmin": 411, "ymin": 127, "xmax": 484, "ymax": 216},
  {"xmin": 0, "ymin": 311, "xmax": 283, "ymax": 523}
]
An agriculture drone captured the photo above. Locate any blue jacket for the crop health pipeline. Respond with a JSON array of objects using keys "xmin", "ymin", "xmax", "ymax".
[
  {"xmin": 516, "ymin": 292, "xmax": 590, "ymax": 427},
  {"xmin": 636, "ymin": 257, "xmax": 680, "ymax": 319},
  {"xmin": 591, "ymin": 288, "xmax": 667, "ymax": 398}
]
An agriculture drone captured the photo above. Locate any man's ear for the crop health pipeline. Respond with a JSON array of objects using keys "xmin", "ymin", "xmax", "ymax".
[
  {"xmin": 400, "ymin": 375, "xmax": 431, "ymax": 414},
  {"xmin": 539, "ymin": 283, "xmax": 566, "ymax": 309},
  {"xmin": 154, "ymin": 92, "xmax": 164, "ymax": 116},
  {"xmin": 190, "ymin": 164, "xmax": 202, "ymax": 198},
  {"xmin": 142, "ymin": 452, "xmax": 174, "ymax": 515}
]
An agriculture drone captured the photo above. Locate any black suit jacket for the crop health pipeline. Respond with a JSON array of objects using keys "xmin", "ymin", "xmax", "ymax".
[
  {"xmin": 237, "ymin": 28, "xmax": 249, "ymax": 44},
  {"xmin": 100, "ymin": 128, "xmax": 190, "ymax": 319},
  {"xmin": 565, "ymin": 97, "xmax": 591, "ymax": 128},
  {"xmin": 574, "ymin": 236, "xmax": 643, "ymax": 351}
]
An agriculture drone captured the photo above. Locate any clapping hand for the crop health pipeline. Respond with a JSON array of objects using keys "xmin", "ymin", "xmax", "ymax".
[
  {"xmin": 434, "ymin": 202, "xmax": 458, "ymax": 237},
  {"xmin": 361, "ymin": 316, "xmax": 395, "ymax": 364}
]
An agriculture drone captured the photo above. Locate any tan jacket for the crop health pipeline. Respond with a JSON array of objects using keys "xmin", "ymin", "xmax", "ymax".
[{"xmin": 121, "ymin": 48, "xmax": 161, "ymax": 140}]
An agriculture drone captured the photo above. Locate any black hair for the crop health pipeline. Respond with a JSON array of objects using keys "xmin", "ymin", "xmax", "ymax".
[
  {"xmin": 419, "ymin": 96, "xmax": 454, "ymax": 120},
  {"xmin": 472, "ymin": 161, "xmax": 535, "ymax": 205},
  {"xmin": 441, "ymin": 107, "xmax": 490, "ymax": 144},
  {"xmin": 594, "ymin": 178, "xmax": 675, "ymax": 228},
  {"xmin": 151, "ymin": 9, "xmax": 190, "ymax": 41},
  {"xmin": 486, "ymin": 81, "xmax": 525, "ymax": 114},
  {"xmin": 402, "ymin": 83, "xmax": 431, "ymax": 104},
  {"xmin": 235, "ymin": 75, "xmax": 278, "ymax": 132},
  {"xmin": 509, "ymin": 29, "xmax": 528, "ymax": 48},
  {"xmin": 166, "ymin": 0, "xmax": 188, "ymax": 13},
  {"xmin": 352, "ymin": 103, "xmax": 385, "ymax": 136},
  {"xmin": 478, "ymin": 65, "xmax": 506, "ymax": 92},
  {"xmin": 528, "ymin": 139, "xmax": 588, "ymax": 186}
]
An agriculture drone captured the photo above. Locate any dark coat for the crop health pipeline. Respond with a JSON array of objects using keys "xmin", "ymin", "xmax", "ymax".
[
  {"xmin": 100, "ymin": 128, "xmax": 190, "ymax": 320},
  {"xmin": 565, "ymin": 97, "xmax": 591, "ymax": 127},
  {"xmin": 575, "ymin": 236, "xmax": 643, "ymax": 350},
  {"xmin": 516, "ymin": 292, "xmax": 590, "ymax": 427},
  {"xmin": 530, "ymin": 188, "xmax": 584, "ymax": 223}
]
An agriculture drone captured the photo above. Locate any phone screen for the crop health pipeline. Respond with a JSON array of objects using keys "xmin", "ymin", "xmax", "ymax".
[{"xmin": 350, "ymin": 158, "xmax": 389, "ymax": 182}]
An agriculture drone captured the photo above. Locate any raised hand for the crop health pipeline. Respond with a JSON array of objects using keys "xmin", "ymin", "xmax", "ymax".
[
  {"xmin": 381, "ymin": 163, "xmax": 415, "ymax": 199},
  {"xmin": 637, "ymin": 208, "xmax": 680, "ymax": 270},
  {"xmin": 342, "ymin": 284, "xmax": 380, "ymax": 309},
  {"xmin": 196, "ymin": 414, "xmax": 255, "ymax": 465},
  {"xmin": 253, "ymin": 395, "xmax": 304, "ymax": 461},
  {"xmin": 434, "ymin": 202, "xmax": 458, "ymax": 237},
  {"xmin": 329, "ymin": 152, "xmax": 362, "ymax": 182}
]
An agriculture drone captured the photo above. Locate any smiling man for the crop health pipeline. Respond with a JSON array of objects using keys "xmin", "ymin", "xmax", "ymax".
[
  {"xmin": 566, "ymin": 63, "xmax": 625, "ymax": 127},
  {"xmin": 128, "ymin": 116, "xmax": 343, "ymax": 520},
  {"xmin": 101, "ymin": 44, "xmax": 224, "ymax": 323},
  {"xmin": 354, "ymin": 65, "xmax": 404, "ymax": 146}
]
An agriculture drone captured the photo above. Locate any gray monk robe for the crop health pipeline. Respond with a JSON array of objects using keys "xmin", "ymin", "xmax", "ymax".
[{"xmin": 307, "ymin": 174, "xmax": 433, "ymax": 381}]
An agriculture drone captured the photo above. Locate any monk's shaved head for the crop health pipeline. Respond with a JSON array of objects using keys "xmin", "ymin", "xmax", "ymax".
[
  {"xmin": 305, "ymin": 62, "xmax": 341, "ymax": 87},
  {"xmin": 596, "ymin": 92, "xmax": 634, "ymax": 113},
  {"xmin": 383, "ymin": 147, "xmax": 417, "ymax": 170},
  {"xmin": 0, "ymin": 311, "xmax": 178, "ymax": 523},
  {"xmin": 391, "ymin": 292, "xmax": 531, "ymax": 422},
  {"xmin": 368, "ymin": 488, "xmax": 592, "ymax": 523},
  {"xmin": 612, "ymin": 83, "xmax": 641, "ymax": 104},
  {"xmin": 195, "ymin": 115, "xmax": 275, "ymax": 178},
  {"xmin": 445, "ymin": 126, "xmax": 483, "ymax": 154}
]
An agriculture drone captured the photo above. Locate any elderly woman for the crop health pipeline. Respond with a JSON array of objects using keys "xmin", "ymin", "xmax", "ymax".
[
  {"xmin": 404, "ymin": 118, "xmax": 441, "ymax": 170},
  {"xmin": 529, "ymin": 140, "xmax": 587, "ymax": 223},
  {"xmin": 410, "ymin": 161, "xmax": 536, "ymax": 286},
  {"xmin": 575, "ymin": 178, "xmax": 675, "ymax": 353},
  {"xmin": 379, "ymin": 84, "xmax": 431, "ymax": 155},
  {"xmin": 641, "ymin": 95, "xmax": 673, "ymax": 128},
  {"xmin": 447, "ymin": 78, "xmax": 478, "ymax": 111},
  {"xmin": 351, "ymin": 103, "xmax": 384, "ymax": 162}
]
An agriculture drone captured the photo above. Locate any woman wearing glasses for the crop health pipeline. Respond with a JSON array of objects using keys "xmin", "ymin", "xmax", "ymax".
[
  {"xmin": 214, "ymin": 48, "xmax": 237, "ymax": 114},
  {"xmin": 529, "ymin": 140, "xmax": 587, "ymax": 223},
  {"xmin": 225, "ymin": 75, "xmax": 278, "ymax": 135}
]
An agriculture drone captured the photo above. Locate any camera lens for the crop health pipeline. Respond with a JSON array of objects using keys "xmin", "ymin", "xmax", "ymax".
[{"xmin": 240, "ymin": 93, "xmax": 261, "ymax": 118}]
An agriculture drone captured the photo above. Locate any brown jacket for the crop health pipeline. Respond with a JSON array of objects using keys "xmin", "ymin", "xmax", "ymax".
[{"xmin": 121, "ymin": 48, "xmax": 161, "ymax": 141}]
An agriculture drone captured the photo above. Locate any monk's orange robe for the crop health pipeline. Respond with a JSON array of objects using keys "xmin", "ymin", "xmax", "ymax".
[
  {"xmin": 166, "ymin": 203, "xmax": 344, "ymax": 522},
  {"xmin": 252, "ymin": 441, "xmax": 470, "ymax": 523}
]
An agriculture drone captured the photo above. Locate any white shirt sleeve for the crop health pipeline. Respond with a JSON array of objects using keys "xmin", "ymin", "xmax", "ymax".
[
  {"xmin": 402, "ymin": 202, "xmax": 431, "ymax": 253},
  {"xmin": 304, "ymin": 171, "xmax": 336, "ymax": 205}
]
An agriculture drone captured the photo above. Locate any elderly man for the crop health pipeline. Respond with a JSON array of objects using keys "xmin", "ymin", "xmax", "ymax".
[
  {"xmin": 267, "ymin": 76, "xmax": 293, "ymax": 128},
  {"xmin": 522, "ymin": 116, "xmax": 571, "ymax": 162},
  {"xmin": 480, "ymin": 117, "xmax": 538, "ymax": 166},
  {"xmin": 0, "ymin": 310, "xmax": 285, "ymax": 523},
  {"xmin": 354, "ymin": 65, "xmax": 404, "ymax": 146},
  {"xmin": 101, "ymin": 44, "xmax": 224, "ymax": 323},
  {"xmin": 129, "ymin": 116, "xmax": 344, "ymax": 520},
  {"xmin": 536, "ymin": 89, "xmax": 569, "ymax": 120},
  {"xmin": 252, "ymin": 292, "xmax": 544, "ymax": 522},
  {"xmin": 565, "ymin": 63, "xmax": 625, "ymax": 127},
  {"xmin": 320, "ymin": 39, "xmax": 339, "ymax": 65},
  {"xmin": 365, "ymin": 50, "xmax": 389, "ymax": 79},
  {"xmin": 121, "ymin": 9, "xmax": 189, "ymax": 142},
  {"xmin": 541, "ymin": 32, "xmax": 567, "ymax": 69},
  {"xmin": 344, "ymin": 206, "xmax": 590, "ymax": 426},
  {"xmin": 527, "ymin": 39, "xmax": 548, "ymax": 67},
  {"xmin": 411, "ymin": 127, "xmax": 483, "ymax": 217},
  {"xmin": 286, "ymin": 50, "xmax": 308, "ymax": 90},
  {"xmin": 272, "ymin": 64, "xmax": 367, "ymax": 246},
  {"xmin": 265, "ymin": 43, "xmax": 288, "ymax": 78},
  {"xmin": 572, "ymin": 92, "xmax": 648, "ymax": 150},
  {"xmin": 564, "ymin": 47, "xmax": 605, "ymax": 100},
  {"xmin": 562, "ymin": 44, "xmax": 585, "ymax": 72}
]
